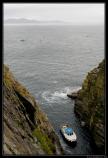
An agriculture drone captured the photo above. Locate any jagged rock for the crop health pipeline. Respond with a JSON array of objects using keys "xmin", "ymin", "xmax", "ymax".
[
  {"xmin": 67, "ymin": 92, "xmax": 78, "ymax": 99},
  {"xmin": 74, "ymin": 59, "xmax": 105, "ymax": 154},
  {"xmin": 3, "ymin": 65, "xmax": 63, "ymax": 155}
]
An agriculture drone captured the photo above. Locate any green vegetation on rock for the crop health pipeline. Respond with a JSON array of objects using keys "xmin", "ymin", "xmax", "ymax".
[
  {"xmin": 74, "ymin": 59, "xmax": 105, "ymax": 153},
  {"xmin": 32, "ymin": 127, "xmax": 56, "ymax": 155}
]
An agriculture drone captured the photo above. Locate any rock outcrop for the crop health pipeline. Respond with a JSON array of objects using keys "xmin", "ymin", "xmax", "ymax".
[
  {"xmin": 67, "ymin": 92, "xmax": 78, "ymax": 99},
  {"xmin": 3, "ymin": 65, "xmax": 63, "ymax": 155},
  {"xmin": 74, "ymin": 60, "xmax": 105, "ymax": 153}
]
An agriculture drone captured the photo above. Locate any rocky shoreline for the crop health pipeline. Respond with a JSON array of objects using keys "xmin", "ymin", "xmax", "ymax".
[{"xmin": 67, "ymin": 59, "xmax": 105, "ymax": 154}]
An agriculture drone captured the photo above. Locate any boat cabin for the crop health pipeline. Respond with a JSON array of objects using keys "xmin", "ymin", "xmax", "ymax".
[{"xmin": 65, "ymin": 127, "xmax": 73, "ymax": 136}]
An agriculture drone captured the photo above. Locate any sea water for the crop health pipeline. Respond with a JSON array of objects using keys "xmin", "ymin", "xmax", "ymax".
[{"xmin": 4, "ymin": 24, "xmax": 104, "ymax": 155}]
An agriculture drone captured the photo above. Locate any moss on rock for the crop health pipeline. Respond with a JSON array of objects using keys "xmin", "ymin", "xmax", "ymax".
[{"xmin": 32, "ymin": 127, "xmax": 56, "ymax": 155}]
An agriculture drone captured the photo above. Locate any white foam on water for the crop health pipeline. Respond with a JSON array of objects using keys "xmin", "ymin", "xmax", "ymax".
[
  {"xmin": 42, "ymin": 86, "xmax": 82, "ymax": 103},
  {"xmin": 42, "ymin": 91, "xmax": 52, "ymax": 102},
  {"xmin": 52, "ymin": 91, "xmax": 67, "ymax": 98},
  {"xmin": 66, "ymin": 86, "xmax": 82, "ymax": 93},
  {"xmin": 53, "ymin": 81, "xmax": 58, "ymax": 84}
]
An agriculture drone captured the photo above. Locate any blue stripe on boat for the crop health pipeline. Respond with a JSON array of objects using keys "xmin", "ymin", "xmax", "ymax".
[{"xmin": 65, "ymin": 128, "xmax": 73, "ymax": 134}]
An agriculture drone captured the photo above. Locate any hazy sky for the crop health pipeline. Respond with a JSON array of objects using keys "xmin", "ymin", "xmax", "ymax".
[{"xmin": 4, "ymin": 3, "xmax": 104, "ymax": 25}]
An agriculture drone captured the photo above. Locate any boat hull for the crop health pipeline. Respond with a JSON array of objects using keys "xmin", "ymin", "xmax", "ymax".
[
  {"xmin": 60, "ymin": 128, "xmax": 77, "ymax": 147},
  {"xmin": 60, "ymin": 126, "xmax": 77, "ymax": 146}
]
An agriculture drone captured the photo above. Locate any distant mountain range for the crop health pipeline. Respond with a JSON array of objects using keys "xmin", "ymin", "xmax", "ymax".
[{"xmin": 4, "ymin": 18, "xmax": 67, "ymax": 24}]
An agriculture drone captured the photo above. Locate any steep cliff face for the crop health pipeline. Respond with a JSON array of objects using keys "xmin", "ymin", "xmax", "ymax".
[
  {"xmin": 74, "ymin": 60, "xmax": 105, "ymax": 153},
  {"xmin": 3, "ymin": 65, "xmax": 63, "ymax": 155}
]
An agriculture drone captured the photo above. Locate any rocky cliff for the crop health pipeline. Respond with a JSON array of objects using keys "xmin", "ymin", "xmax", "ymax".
[
  {"xmin": 74, "ymin": 60, "xmax": 105, "ymax": 153},
  {"xmin": 3, "ymin": 65, "xmax": 63, "ymax": 155}
]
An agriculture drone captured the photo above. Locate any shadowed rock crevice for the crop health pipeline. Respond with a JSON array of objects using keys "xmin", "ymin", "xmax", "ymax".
[{"xmin": 15, "ymin": 90, "xmax": 36, "ymax": 129}]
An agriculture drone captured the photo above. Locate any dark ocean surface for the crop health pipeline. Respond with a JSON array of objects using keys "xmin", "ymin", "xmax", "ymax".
[{"xmin": 4, "ymin": 24, "xmax": 104, "ymax": 155}]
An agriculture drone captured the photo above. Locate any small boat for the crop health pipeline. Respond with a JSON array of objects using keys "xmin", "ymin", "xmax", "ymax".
[{"xmin": 60, "ymin": 124, "xmax": 77, "ymax": 143}]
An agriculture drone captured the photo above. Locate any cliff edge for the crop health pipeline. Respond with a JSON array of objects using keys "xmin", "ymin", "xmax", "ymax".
[
  {"xmin": 74, "ymin": 60, "xmax": 105, "ymax": 153},
  {"xmin": 3, "ymin": 65, "xmax": 63, "ymax": 155}
]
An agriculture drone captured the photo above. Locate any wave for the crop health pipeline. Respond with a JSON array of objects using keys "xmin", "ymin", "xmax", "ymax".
[
  {"xmin": 36, "ymin": 60, "xmax": 72, "ymax": 67},
  {"xmin": 52, "ymin": 80, "xmax": 58, "ymax": 84},
  {"xmin": 66, "ymin": 86, "xmax": 81, "ymax": 93},
  {"xmin": 24, "ymin": 72, "xmax": 36, "ymax": 78},
  {"xmin": 42, "ymin": 86, "xmax": 81, "ymax": 103}
]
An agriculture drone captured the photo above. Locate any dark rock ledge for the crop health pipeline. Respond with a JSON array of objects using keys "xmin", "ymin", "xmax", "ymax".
[{"xmin": 67, "ymin": 91, "xmax": 78, "ymax": 99}]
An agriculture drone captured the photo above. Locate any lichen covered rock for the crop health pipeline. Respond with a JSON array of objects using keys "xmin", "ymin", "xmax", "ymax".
[
  {"xmin": 74, "ymin": 60, "xmax": 105, "ymax": 153},
  {"xmin": 3, "ymin": 65, "xmax": 63, "ymax": 155}
]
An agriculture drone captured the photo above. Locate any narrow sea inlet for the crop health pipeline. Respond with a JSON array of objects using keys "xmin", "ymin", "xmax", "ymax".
[{"xmin": 4, "ymin": 24, "xmax": 104, "ymax": 155}]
